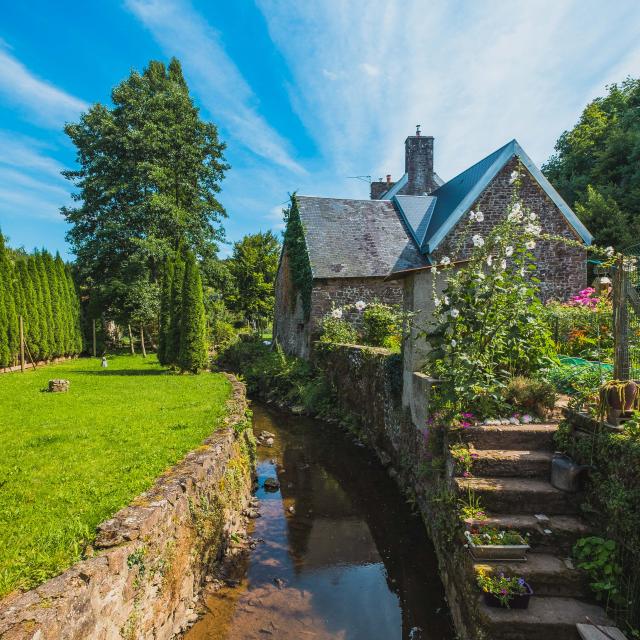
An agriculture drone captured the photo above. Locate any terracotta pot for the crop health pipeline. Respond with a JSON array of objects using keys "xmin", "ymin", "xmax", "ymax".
[{"xmin": 483, "ymin": 582, "xmax": 533, "ymax": 609}]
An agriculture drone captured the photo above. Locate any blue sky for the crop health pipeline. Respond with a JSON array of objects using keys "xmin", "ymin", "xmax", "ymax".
[{"xmin": 1, "ymin": 0, "xmax": 639, "ymax": 260}]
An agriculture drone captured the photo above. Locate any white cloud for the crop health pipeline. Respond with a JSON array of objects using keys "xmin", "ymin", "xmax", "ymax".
[
  {"xmin": 0, "ymin": 46, "xmax": 88, "ymax": 128},
  {"xmin": 256, "ymin": 0, "xmax": 640, "ymax": 188},
  {"xmin": 126, "ymin": 0, "xmax": 305, "ymax": 174},
  {"xmin": 0, "ymin": 131, "xmax": 67, "ymax": 180}
]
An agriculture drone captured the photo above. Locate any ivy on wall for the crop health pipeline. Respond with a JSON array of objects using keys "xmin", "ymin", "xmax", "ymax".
[{"xmin": 283, "ymin": 194, "xmax": 313, "ymax": 320}]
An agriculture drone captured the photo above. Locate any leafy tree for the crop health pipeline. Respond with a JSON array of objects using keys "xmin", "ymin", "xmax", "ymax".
[
  {"xmin": 178, "ymin": 252, "xmax": 208, "ymax": 372},
  {"xmin": 543, "ymin": 77, "xmax": 640, "ymax": 249},
  {"xmin": 228, "ymin": 230, "xmax": 280, "ymax": 329},
  {"xmin": 62, "ymin": 57, "xmax": 229, "ymax": 323}
]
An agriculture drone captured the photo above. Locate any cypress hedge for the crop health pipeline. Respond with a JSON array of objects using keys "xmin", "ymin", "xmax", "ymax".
[{"xmin": 0, "ymin": 233, "xmax": 83, "ymax": 367}]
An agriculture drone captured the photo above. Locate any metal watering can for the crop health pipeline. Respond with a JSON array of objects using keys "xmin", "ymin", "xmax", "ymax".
[{"xmin": 551, "ymin": 453, "xmax": 591, "ymax": 492}]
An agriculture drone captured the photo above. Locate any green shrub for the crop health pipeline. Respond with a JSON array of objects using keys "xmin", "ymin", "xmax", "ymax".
[
  {"xmin": 362, "ymin": 303, "xmax": 402, "ymax": 348},
  {"xmin": 210, "ymin": 319, "xmax": 237, "ymax": 351},
  {"xmin": 319, "ymin": 316, "xmax": 358, "ymax": 344},
  {"xmin": 503, "ymin": 376, "xmax": 557, "ymax": 417}
]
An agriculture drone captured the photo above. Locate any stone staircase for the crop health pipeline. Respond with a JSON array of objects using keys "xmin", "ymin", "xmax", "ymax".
[{"xmin": 454, "ymin": 423, "xmax": 613, "ymax": 640}]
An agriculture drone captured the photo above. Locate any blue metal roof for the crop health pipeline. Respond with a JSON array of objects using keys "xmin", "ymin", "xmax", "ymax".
[
  {"xmin": 423, "ymin": 139, "xmax": 593, "ymax": 253},
  {"xmin": 393, "ymin": 195, "xmax": 437, "ymax": 248}
]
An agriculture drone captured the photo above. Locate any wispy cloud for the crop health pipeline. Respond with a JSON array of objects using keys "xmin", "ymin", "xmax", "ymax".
[
  {"xmin": 0, "ymin": 132, "xmax": 70, "ymax": 224},
  {"xmin": 256, "ymin": 0, "xmax": 640, "ymax": 188},
  {"xmin": 126, "ymin": 0, "xmax": 305, "ymax": 174},
  {"xmin": 0, "ymin": 45, "xmax": 88, "ymax": 128}
]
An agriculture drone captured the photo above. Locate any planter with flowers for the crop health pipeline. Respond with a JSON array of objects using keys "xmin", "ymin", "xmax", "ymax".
[
  {"xmin": 465, "ymin": 526, "xmax": 530, "ymax": 561},
  {"xmin": 476, "ymin": 569, "xmax": 533, "ymax": 609}
]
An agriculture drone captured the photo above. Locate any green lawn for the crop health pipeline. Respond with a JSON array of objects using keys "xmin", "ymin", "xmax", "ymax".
[{"xmin": 0, "ymin": 354, "xmax": 231, "ymax": 596}]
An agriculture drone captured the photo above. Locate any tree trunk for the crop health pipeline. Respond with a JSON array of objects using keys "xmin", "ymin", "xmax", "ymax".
[
  {"xmin": 92, "ymin": 319, "xmax": 97, "ymax": 357},
  {"xmin": 128, "ymin": 324, "xmax": 135, "ymax": 355},
  {"xmin": 19, "ymin": 316, "xmax": 25, "ymax": 373},
  {"xmin": 140, "ymin": 325, "xmax": 147, "ymax": 358}
]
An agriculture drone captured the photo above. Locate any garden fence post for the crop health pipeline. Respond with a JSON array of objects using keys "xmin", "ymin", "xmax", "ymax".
[
  {"xmin": 19, "ymin": 315, "xmax": 24, "ymax": 373},
  {"xmin": 613, "ymin": 255, "xmax": 630, "ymax": 380}
]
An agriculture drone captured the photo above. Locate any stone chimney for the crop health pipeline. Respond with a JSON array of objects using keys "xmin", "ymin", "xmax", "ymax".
[{"xmin": 404, "ymin": 125, "xmax": 436, "ymax": 195}]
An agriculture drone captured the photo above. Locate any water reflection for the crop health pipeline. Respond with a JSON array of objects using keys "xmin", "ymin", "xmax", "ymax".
[{"xmin": 185, "ymin": 403, "xmax": 453, "ymax": 640}]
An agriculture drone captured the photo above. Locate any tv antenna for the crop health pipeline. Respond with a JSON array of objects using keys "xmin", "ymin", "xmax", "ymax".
[{"xmin": 347, "ymin": 175, "xmax": 372, "ymax": 184}]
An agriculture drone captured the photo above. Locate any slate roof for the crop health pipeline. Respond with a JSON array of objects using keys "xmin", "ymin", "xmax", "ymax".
[
  {"xmin": 295, "ymin": 139, "xmax": 592, "ymax": 280},
  {"xmin": 296, "ymin": 196, "xmax": 429, "ymax": 278}
]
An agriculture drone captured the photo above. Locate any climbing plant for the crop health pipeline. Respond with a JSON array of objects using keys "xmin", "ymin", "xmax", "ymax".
[{"xmin": 282, "ymin": 194, "xmax": 313, "ymax": 320}]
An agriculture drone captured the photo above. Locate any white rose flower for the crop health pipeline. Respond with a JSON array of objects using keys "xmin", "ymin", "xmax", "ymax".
[
  {"xmin": 472, "ymin": 234, "xmax": 484, "ymax": 247},
  {"xmin": 605, "ymin": 246, "xmax": 615, "ymax": 257},
  {"xmin": 434, "ymin": 297, "xmax": 441, "ymax": 307},
  {"xmin": 508, "ymin": 202, "xmax": 523, "ymax": 221},
  {"xmin": 486, "ymin": 255, "xmax": 493, "ymax": 267},
  {"xmin": 500, "ymin": 259, "xmax": 507, "ymax": 270},
  {"xmin": 444, "ymin": 295, "xmax": 450, "ymax": 305},
  {"xmin": 450, "ymin": 339, "xmax": 457, "ymax": 347},
  {"xmin": 331, "ymin": 308, "xmax": 343, "ymax": 319},
  {"xmin": 529, "ymin": 212, "xmax": 537, "ymax": 220},
  {"xmin": 441, "ymin": 256, "xmax": 451, "ymax": 266},
  {"xmin": 469, "ymin": 210, "xmax": 477, "ymax": 221},
  {"xmin": 509, "ymin": 170, "xmax": 519, "ymax": 184},
  {"xmin": 505, "ymin": 246, "xmax": 514, "ymax": 257},
  {"xmin": 355, "ymin": 300, "xmax": 366, "ymax": 312},
  {"xmin": 526, "ymin": 240, "xmax": 536, "ymax": 249},
  {"xmin": 450, "ymin": 308, "xmax": 460, "ymax": 318},
  {"xmin": 475, "ymin": 211, "xmax": 484, "ymax": 222}
]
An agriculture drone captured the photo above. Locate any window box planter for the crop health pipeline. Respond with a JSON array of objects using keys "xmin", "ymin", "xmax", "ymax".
[
  {"xmin": 483, "ymin": 581, "xmax": 533, "ymax": 609},
  {"xmin": 465, "ymin": 530, "xmax": 530, "ymax": 561}
]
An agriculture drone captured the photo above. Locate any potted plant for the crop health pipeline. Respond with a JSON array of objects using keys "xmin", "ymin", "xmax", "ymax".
[
  {"xmin": 599, "ymin": 380, "xmax": 639, "ymax": 425},
  {"xmin": 465, "ymin": 527, "xmax": 530, "ymax": 561},
  {"xmin": 476, "ymin": 569, "xmax": 533, "ymax": 609}
]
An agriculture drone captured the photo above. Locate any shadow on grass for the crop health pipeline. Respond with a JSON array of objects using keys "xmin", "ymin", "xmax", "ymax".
[{"xmin": 68, "ymin": 368, "xmax": 172, "ymax": 376}]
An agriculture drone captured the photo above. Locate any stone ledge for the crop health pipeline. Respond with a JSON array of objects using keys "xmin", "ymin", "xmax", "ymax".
[{"xmin": 0, "ymin": 373, "xmax": 253, "ymax": 640}]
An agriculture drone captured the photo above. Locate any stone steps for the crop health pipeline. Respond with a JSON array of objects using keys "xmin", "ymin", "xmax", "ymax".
[
  {"xmin": 460, "ymin": 424, "xmax": 558, "ymax": 451},
  {"xmin": 465, "ymin": 514, "xmax": 590, "ymax": 555},
  {"xmin": 473, "ymin": 553, "xmax": 589, "ymax": 598},
  {"xmin": 476, "ymin": 595, "xmax": 613, "ymax": 640},
  {"xmin": 455, "ymin": 477, "xmax": 581, "ymax": 515},
  {"xmin": 471, "ymin": 449, "xmax": 552, "ymax": 478}
]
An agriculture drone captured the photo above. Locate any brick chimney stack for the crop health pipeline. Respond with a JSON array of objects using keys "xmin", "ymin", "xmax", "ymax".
[{"xmin": 405, "ymin": 125, "xmax": 436, "ymax": 195}]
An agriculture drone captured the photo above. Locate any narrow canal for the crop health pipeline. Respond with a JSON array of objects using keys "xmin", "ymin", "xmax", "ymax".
[{"xmin": 185, "ymin": 403, "xmax": 454, "ymax": 640}]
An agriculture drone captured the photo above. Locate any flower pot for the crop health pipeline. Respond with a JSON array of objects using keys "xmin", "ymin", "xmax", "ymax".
[
  {"xmin": 465, "ymin": 531, "xmax": 530, "ymax": 561},
  {"xmin": 600, "ymin": 381, "xmax": 638, "ymax": 425},
  {"xmin": 483, "ymin": 582, "xmax": 533, "ymax": 609}
]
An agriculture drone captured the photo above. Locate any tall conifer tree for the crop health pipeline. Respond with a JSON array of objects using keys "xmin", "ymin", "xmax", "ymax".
[
  {"xmin": 166, "ymin": 256, "xmax": 185, "ymax": 365},
  {"xmin": 158, "ymin": 260, "xmax": 174, "ymax": 365},
  {"xmin": 0, "ymin": 234, "xmax": 9, "ymax": 366},
  {"xmin": 20, "ymin": 260, "xmax": 41, "ymax": 361},
  {"xmin": 36, "ymin": 253, "xmax": 55, "ymax": 359},
  {"xmin": 178, "ymin": 252, "xmax": 208, "ymax": 372}
]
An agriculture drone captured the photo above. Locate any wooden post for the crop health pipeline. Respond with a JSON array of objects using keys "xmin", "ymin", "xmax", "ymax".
[
  {"xmin": 92, "ymin": 319, "xmax": 97, "ymax": 357},
  {"xmin": 19, "ymin": 315, "xmax": 25, "ymax": 373},
  {"xmin": 140, "ymin": 325, "xmax": 147, "ymax": 358},
  {"xmin": 128, "ymin": 324, "xmax": 135, "ymax": 355},
  {"xmin": 613, "ymin": 256, "xmax": 630, "ymax": 380}
]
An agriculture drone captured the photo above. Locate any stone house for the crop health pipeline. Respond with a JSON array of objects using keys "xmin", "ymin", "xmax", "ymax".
[{"xmin": 274, "ymin": 129, "xmax": 592, "ymax": 359}]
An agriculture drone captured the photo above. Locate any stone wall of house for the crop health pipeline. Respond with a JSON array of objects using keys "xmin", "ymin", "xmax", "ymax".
[
  {"xmin": 432, "ymin": 157, "xmax": 587, "ymax": 301},
  {"xmin": 274, "ymin": 257, "xmax": 404, "ymax": 359},
  {"xmin": 0, "ymin": 376, "xmax": 254, "ymax": 640}
]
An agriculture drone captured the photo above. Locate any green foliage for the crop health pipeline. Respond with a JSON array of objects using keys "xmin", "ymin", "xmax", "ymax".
[
  {"xmin": 166, "ymin": 256, "xmax": 185, "ymax": 365},
  {"xmin": 362, "ymin": 303, "xmax": 402, "ymax": 349},
  {"xmin": 319, "ymin": 316, "xmax": 358, "ymax": 345},
  {"xmin": 476, "ymin": 569, "xmax": 528, "ymax": 608},
  {"xmin": 573, "ymin": 537, "xmax": 623, "ymax": 604},
  {"xmin": 449, "ymin": 443, "xmax": 473, "ymax": 476},
  {"xmin": 178, "ymin": 252, "xmax": 208, "ymax": 372},
  {"xmin": 543, "ymin": 77, "xmax": 640, "ymax": 249},
  {"xmin": 282, "ymin": 194, "xmax": 313, "ymax": 320},
  {"xmin": 423, "ymin": 175, "xmax": 556, "ymax": 419},
  {"xmin": 0, "ymin": 355, "xmax": 232, "ymax": 596},
  {"xmin": 503, "ymin": 376, "xmax": 557, "ymax": 417},
  {"xmin": 62, "ymin": 57, "xmax": 228, "ymax": 322},
  {"xmin": 157, "ymin": 261, "xmax": 174, "ymax": 365},
  {"xmin": 468, "ymin": 527, "xmax": 528, "ymax": 546},
  {"xmin": 227, "ymin": 231, "xmax": 280, "ymax": 328}
]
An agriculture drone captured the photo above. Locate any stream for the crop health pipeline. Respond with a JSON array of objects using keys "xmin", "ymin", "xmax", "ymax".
[{"xmin": 185, "ymin": 402, "xmax": 454, "ymax": 640}]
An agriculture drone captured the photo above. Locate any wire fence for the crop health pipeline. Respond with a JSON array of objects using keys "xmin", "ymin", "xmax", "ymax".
[{"xmin": 625, "ymin": 244, "xmax": 640, "ymax": 381}]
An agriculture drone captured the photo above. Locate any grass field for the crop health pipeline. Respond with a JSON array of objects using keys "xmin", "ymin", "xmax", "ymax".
[{"xmin": 0, "ymin": 355, "xmax": 231, "ymax": 597}]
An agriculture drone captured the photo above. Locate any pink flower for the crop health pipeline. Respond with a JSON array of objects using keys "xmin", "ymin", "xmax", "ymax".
[
  {"xmin": 460, "ymin": 421, "xmax": 472, "ymax": 428},
  {"xmin": 463, "ymin": 471, "xmax": 471, "ymax": 478}
]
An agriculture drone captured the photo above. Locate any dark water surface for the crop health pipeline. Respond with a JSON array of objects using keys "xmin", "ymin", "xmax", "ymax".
[{"xmin": 185, "ymin": 403, "xmax": 454, "ymax": 640}]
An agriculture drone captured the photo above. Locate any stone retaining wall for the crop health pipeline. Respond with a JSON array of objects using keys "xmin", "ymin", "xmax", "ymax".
[{"xmin": 0, "ymin": 374, "xmax": 254, "ymax": 640}]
